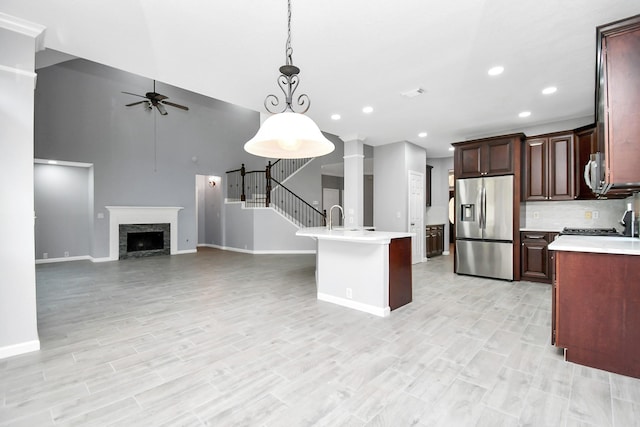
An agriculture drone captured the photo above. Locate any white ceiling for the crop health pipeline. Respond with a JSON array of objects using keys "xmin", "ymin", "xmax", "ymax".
[{"xmin": 4, "ymin": 0, "xmax": 640, "ymax": 157}]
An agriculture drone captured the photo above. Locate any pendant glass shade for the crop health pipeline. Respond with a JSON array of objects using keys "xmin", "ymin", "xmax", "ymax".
[{"xmin": 244, "ymin": 111, "xmax": 335, "ymax": 159}]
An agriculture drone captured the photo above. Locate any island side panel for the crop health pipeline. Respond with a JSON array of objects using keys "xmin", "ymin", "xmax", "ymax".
[
  {"xmin": 555, "ymin": 250, "xmax": 640, "ymax": 378},
  {"xmin": 316, "ymin": 239, "xmax": 389, "ymax": 316},
  {"xmin": 389, "ymin": 237, "xmax": 412, "ymax": 310}
]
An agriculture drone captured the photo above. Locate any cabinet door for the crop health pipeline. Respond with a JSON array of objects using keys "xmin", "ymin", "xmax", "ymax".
[
  {"xmin": 548, "ymin": 134, "xmax": 574, "ymax": 200},
  {"xmin": 485, "ymin": 138, "xmax": 514, "ymax": 176},
  {"xmin": 455, "ymin": 142, "xmax": 483, "ymax": 178},
  {"xmin": 436, "ymin": 225, "xmax": 444, "ymax": 255},
  {"xmin": 425, "ymin": 165, "xmax": 433, "ymax": 207},
  {"xmin": 524, "ymin": 138, "xmax": 548, "ymax": 201},
  {"xmin": 521, "ymin": 232, "xmax": 550, "ymax": 281},
  {"xmin": 575, "ymin": 126, "xmax": 598, "ymax": 199},
  {"xmin": 604, "ymin": 22, "xmax": 640, "ymax": 185}
]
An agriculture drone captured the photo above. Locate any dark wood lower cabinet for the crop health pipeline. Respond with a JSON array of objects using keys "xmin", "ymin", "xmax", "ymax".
[
  {"xmin": 389, "ymin": 237, "xmax": 412, "ymax": 310},
  {"xmin": 554, "ymin": 250, "xmax": 640, "ymax": 379},
  {"xmin": 520, "ymin": 231, "xmax": 558, "ymax": 283},
  {"xmin": 426, "ymin": 224, "xmax": 444, "ymax": 258}
]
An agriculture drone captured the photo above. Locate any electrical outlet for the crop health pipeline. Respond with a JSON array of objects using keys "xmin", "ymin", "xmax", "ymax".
[
  {"xmin": 585, "ymin": 211, "xmax": 592, "ymax": 220},
  {"xmin": 64, "ymin": 251, "xmax": 69, "ymax": 257},
  {"xmin": 533, "ymin": 212, "xmax": 540, "ymax": 220},
  {"xmin": 593, "ymin": 211, "xmax": 599, "ymax": 219},
  {"xmin": 346, "ymin": 288, "xmax": 353, "ymax": 299},
  {"xmin": 43, "ymin": 253, "xmax": 48, "ymax": 259}
]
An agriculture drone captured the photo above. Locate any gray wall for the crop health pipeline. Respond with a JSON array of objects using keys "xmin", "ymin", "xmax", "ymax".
[
  {"xmin": 373, "ymin": 141, "xmax": 427, "ymax": 232},
  {"xmin": 34, "ymin": 59, "xmax": 262, "ymax": 258},
  {"xmin": 34, "ymin": 164, "xmax": 92, "ymax": 259},
  {"xmin": 425, "ymin": 157, "xmax": 454, "ymax": 250}
]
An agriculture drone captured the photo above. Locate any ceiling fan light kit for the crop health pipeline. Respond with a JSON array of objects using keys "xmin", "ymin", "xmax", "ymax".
[
  {"xmin": 243, "ymin": 0, "xmax": 334, "ymax": 159},
  {"xmin": 123, "ymin": 80, "xmax": 189, "ymax": 116}
]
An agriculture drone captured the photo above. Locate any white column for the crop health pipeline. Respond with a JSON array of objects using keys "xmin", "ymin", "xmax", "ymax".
[
  {"xmin": 0, "ymin": 13, "xmax": 45, "ymax": 359},
  {"xmin": 343, "ymin": 137, "xmax": 365, "ymax": 227}
]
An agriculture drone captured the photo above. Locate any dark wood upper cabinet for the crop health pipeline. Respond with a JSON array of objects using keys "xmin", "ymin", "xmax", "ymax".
[
  {"xmin": 595, "ymin": 15, "xmax": 640, "ymax": 192},
  {"xmin": 425, "ymin": 165, "xmax": 432, "ymax": 207},
  {"xmin": 453, "ymin": 134, "xmax": 524, "ymax": 178},
  {"xmin": 523, "ymin": 133, "xmax": 575, "ymax": 201},
  {"xmin": 574, "ymin": 125, "xmax": 599, "ymax": 199}
]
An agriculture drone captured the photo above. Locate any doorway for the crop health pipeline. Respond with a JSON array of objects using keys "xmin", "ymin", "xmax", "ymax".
[
  {"xmin": 322, "ymin": 188, "xmax": 342, "ymax": 228},
  {"xmin": 195, "ymin": 174, "xmax": 222, "ymax": 248},
  {"xmin": 408, "ymin": 170, "xmax": 424, "ymax": 263}
]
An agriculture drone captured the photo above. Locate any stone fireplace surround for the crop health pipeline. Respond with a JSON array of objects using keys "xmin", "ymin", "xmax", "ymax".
[{"xmin": 106, "ymin": 206, "xmax": 183, "ymax": 261}]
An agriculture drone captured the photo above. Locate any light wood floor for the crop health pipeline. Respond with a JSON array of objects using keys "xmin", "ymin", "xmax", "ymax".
[{"xmin": 1, "ymin": 248, "xmax": 639, "ymax": 426}]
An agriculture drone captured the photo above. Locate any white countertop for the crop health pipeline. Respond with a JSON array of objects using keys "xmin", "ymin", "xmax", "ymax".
[
  {"xmin": 548, "ymin": 235, "xmax": 640, "ymax": 256},
  {"xmin": 296, "ymin": 227, "xmax": 414, "ymax": 244}
]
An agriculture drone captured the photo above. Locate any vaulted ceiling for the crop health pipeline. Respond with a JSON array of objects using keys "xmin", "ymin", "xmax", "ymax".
[{"xmin": 4, "ymin": 0, "xmax": 640, "ymax": 157}]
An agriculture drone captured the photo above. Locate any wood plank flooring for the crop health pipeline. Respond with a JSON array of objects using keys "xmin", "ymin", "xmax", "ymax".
[{"xmin": 1, "ymin": 248, "xmax": 639, "ymax": 426}]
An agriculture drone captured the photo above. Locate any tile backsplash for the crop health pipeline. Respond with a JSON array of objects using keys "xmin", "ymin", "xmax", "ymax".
[{"xmin": 520, "ymin": 198, "xmax": 629, "ymax": 232}]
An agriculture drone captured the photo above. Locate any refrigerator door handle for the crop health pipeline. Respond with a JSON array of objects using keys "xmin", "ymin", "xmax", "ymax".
[{"xmin": 480, "ymin": 186, "xmax": 487, "ymax": 229}]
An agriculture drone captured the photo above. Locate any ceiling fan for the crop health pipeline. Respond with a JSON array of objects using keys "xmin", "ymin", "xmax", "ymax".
[{"xmin": 123, "ymin": 80, "xmax": 189, "ymax": 115}]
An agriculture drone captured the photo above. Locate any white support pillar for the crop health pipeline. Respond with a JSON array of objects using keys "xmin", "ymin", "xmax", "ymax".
[
  {"xmin": 0, "ymin": 13, "xmax": 45, "ymax": 359},
  {"xmin": 343, "ymin": 137, "xmax": 365, "ymax": 228}
]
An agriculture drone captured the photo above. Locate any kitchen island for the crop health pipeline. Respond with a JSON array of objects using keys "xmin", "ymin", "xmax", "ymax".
[
  {"xmin": 296, "ymin": 227, "xmax": 413, "ymax": 317},
  {"xmin": 549, "ymin": 235, "xmax": 640, "ymax": 378}
]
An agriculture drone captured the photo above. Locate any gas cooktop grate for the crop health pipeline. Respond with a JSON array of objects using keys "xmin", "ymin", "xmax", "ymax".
[{"xmin": 560, "ymin": 227, "xmax": 622, "ymax": 236}]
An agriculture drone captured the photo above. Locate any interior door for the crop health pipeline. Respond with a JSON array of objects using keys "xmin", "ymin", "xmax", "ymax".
[{"xmin": 408, "ymin": 170, "xmax": 424, "ymax": 263}]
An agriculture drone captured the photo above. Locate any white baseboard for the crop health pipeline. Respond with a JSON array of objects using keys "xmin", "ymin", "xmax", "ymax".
[
  {"xmin": 175, "ymin": 249, "xmax": 197, "ymax": 255},
  {"xmin": 197, "ymin": 243, "xmax": 315, "ymax": 255},
  {"xmin": 443, "ymin": 250, "xmax": 450, "ymax": 255},
  {"xmin": 36, "ymin": 255, "xmax": 91, "ymax": 264},
  {"xmin": 317, "ymin": 293, "xmax": 390, "ymax": 318},
  {"xmin": 0, "ymin": 339, "xmax": 40, "ymax": 360},
  {"xmin": 91, "ymin": 257, "xmax": 112, "ymax": 263}
]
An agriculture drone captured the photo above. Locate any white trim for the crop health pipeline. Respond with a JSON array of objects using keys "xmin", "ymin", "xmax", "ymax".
[
  {"xmin": 175, "ymin": 249, "xmax": 197, "ymax": 255},
  {"xmin": 198, "ymin": 243, "xmax": 315, "ymax": 255},
  {"xmin": 0, "ymin": 64, "xmax": 37, "ymax": 80},
  {"xmin": 317, "ymin": 293, "xmax": 390, "ymax": 318},
  {"xmin": 0, "ymin": 12, "xmax": 46, "ymax": 39},
  {"xmin": 34, "ymin": 158, "xmax": 93, "ymax": 168},
  {"xmin": 35, "ymin": 255, "xmax": 91, "ymax": 264},
  {"xmin": 91, "ymin": 257, "xmax": 112, "ymax": 263},
  {"xmin": 0, "ymin": 339, "xmax": 40, "ymax": 360},
  {"xmin": 105, "ymin": 206, "xmax": 183, "ymax": 261},
  {"xmin": 343, "ymin": 154, "xmax": 365, "ymax": 159},
  {"xmin": 443, "ymin": 250, "xmax": 450, "ymax": 255}
]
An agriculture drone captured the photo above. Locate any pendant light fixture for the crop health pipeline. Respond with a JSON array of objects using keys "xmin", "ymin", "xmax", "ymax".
[{"xmin": 244, "ymin": 0, "xmax": 335, "ymax": 159}]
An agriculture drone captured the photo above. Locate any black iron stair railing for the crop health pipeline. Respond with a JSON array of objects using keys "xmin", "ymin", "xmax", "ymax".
[{"xmin": 225, "ymin": 159, "xmax": 326, "ymax": 227}]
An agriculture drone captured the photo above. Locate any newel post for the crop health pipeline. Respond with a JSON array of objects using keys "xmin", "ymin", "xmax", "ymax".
[
  {"xmin": 240, "ymin": 163, "xmax": 246, "ymax": 202},
  {"xmin": 265, "ymin": 161, "xmax": 272, "ymax": 207}
]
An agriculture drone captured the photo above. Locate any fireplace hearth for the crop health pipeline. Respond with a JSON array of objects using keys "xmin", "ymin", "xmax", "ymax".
[{"xmin": 119, "ymin": 223, "xmax": 170, "ymax": 259}]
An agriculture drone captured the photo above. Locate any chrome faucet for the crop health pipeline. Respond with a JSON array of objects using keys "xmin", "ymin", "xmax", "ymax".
[{"xmin": 328, "ymin": 205, "xmax": 344, "ymax": 230}]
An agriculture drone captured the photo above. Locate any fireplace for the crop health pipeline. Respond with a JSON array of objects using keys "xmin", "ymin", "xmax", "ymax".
[
  {"xmin": 106, "ymin": 206, "xmax": 183, "ymax": 261},
  {"xmin": 119, "ymin": 223, "xmax": 170, "ymax": 259}
]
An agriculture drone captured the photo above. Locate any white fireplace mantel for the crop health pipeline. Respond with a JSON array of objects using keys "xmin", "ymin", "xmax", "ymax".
[{"xmin": 106, "ymin": 206, "xmax": 183, "ymax": 261}]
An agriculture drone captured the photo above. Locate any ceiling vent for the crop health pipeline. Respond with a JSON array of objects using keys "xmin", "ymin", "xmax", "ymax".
[{"xmin": 401, "ymin": 88, "xmax": 425, "ymax": 98}]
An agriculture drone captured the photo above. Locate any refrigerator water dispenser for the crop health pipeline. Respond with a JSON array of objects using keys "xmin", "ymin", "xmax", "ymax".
[{"xmin": 460, "ymin": 204, "xmax": 475, "ymax": 222}]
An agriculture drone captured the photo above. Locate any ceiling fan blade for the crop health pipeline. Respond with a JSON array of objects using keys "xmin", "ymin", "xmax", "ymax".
[
  {"xmin": 125, "ymin": 100, "xmax": 147, "ymax": 107},
  {"xmin": 162, "ymin": 101, "xmax": 189, "ymax": 111},
  {"xmin": 155, "ymin": 103, "xmax": 168, "ymax": 115},
  {"xmin": 147, "ymin": 92, "xmax": 168, "ymax": 101},
  {"xmin": 122, "ymin": 91, "xmax": 147, "ymax": 99}
]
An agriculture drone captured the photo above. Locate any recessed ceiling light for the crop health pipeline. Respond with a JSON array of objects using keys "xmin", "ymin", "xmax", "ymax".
[
  {"xmin": 331, "ymin": 114, "xmax": 341, "ymax": 120},
  {"xmin": 418, "ymin": 132, "xmax": 428, "ymax": 138},
  {"xmin": 542, "ymin": 86, "xmax": 557, "ymax": 95},
  {"xmin": 48, "ymin": 160, "xmax": 58, "ymax": 165},
  {"xmin": 449, "ymin": 147, "xmax": 455, "ymax": 151},
  {"xmin": 362, "ymin": 106, "xmax": 373, "ymax": 114},
  {"xmin": 519, "ymin": 111, "xmax": 531, "ymax": 118},
  {"xmin": 488, "ymin": 66, "xmax": 504, "ymax": 76}
]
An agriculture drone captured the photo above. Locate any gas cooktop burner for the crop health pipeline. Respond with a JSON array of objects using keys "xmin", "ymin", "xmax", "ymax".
[{"xmin": 560, "ymin": 227, "xmax": 623, "ymax": 236}]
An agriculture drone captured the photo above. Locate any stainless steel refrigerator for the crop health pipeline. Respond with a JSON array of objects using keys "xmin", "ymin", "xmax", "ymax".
[{"xmin": 455, "ymin": 175, "xmax": 513, "ymax": 281}]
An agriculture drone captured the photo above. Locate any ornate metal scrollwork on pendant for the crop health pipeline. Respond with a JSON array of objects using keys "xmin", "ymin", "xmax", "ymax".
[{"xmin": 263, "ymin": 72, "xmax": 310, "ymax": 114}]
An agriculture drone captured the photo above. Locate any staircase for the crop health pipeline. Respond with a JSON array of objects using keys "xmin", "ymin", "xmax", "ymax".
[{"xmin": 225, "ymin": 158, "xmax": 326, "ymax": 227}]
